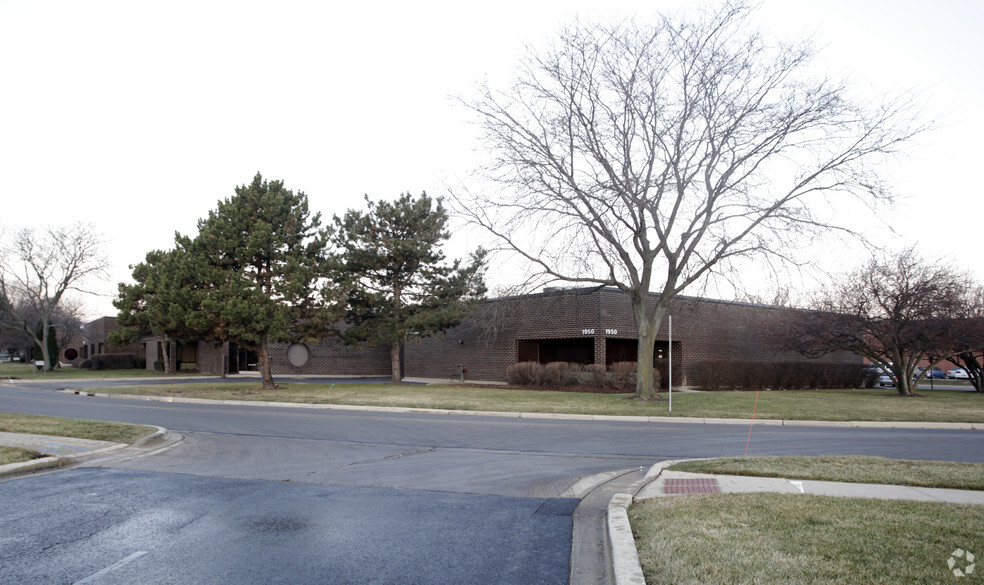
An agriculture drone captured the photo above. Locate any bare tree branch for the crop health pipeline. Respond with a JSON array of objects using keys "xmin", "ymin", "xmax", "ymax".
[
  {"xmin": 451, "ymin": 1, "xmax": 926, "ymax": 398},
  {"xmin": 0, "ymin": 223, "xmax": 107, "ymax": 370}
]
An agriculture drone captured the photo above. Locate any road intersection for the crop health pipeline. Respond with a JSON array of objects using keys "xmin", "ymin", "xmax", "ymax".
[{"xmin": 1, "ymin": 380, "xmax": 981, "ymax": 584}]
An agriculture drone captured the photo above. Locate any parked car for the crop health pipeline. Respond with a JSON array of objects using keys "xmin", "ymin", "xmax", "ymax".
[
  {"xmin": 861, "ymin": 364, "xmax": 882, "ymax": 388},
  {"xmin": 915, "ymin": 366, "xmax": 946, "ymax": 379},
  {"xmin": 947, "ymin": 367, "xmax": 970, "ymax": 379},
  {"xmin": 876, "ymin": 372, "xmax": 896, "ymax": 387}
]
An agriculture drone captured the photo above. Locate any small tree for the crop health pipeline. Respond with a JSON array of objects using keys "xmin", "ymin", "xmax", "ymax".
[
  {"xmin": 453, "ymin": 1, "xmax": 924, "ymax": 399},
  {"xmin": 113, "ymin": 248, "xmax": 209, "ymax": 375},
  {"xmin": 788, "ymin": 249, "xmax": 968, "ymax": 396},
  {"xmin": 115, "ymin": 173, "xmax": 340, "ymax": 388},
  {"xmin": 930, "ymin": 285, "xmax": 984, "ymax": 393},
  {"xmin": 330, "ymin": 193, "xmax": 486, "ymax": 383},
  {"xmin": 0, "ymin": 223, "xmax": 106, "ymax": 371},
  {"xmin": 51, "ymin": 299, "xmax": 85, "ymax": 359}
]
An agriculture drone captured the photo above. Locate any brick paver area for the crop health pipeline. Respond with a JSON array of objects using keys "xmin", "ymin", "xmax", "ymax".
[{"xmin": 663, "ymin": 477, "xmax": 721, "ymax": 494}]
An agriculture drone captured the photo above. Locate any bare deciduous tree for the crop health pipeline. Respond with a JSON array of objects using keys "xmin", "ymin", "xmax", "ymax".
[
  {"xmin": 931, "ymin": 285, "xmax": 984, "ymax": 393},
  {"xmin": 788, "ymin": 249, "xmax": 969, "ymax": 396},
  {"xmin": 0, "ymin": 223, "xmax": 106, "ymax": 371},
  {"xmin": 453, "ymin": 2, "xmax": 924, "ymax": 399}
]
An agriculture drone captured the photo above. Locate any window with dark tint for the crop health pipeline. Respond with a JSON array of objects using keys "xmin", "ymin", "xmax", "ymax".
[{"xmin": 517, "ymin": 338, "xmax": 594, "ymax": 364}]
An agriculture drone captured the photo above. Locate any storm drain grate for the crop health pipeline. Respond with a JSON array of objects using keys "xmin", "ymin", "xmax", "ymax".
[{"xmin": 663, "ymin": 477, "xmax": 721, "ymax": 494}]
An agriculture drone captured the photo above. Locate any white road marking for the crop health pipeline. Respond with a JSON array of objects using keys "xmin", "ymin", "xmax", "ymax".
[{"xmin": 73, "ymin": 551, "xmax": 149, "ymax": 584}]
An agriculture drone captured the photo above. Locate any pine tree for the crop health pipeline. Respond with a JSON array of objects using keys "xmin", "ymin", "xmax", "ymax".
[
  {"xmin": 112, "ymin": 247, "xmax": 208, "ymax": 374},
  {"xmin": 115, "ymin": 173, "xmax": 339, "ymax": 388},
  {"xmin": 331, "ymin": 193, "xmax": 486, "ymax": 383}
]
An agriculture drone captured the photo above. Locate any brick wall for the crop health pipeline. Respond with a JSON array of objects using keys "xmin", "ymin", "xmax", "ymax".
[
  {"xmin": 268, "ymin": 337, "xmax": 391, "ymax": 376},
  {"xmin": 167, "ymin": 287, "xmax": 858, "ymax": 384},
  {"xmin": 192, "ymin": 337, "xmax": 390, "ymax": 377},
  {"xmin": 81, "ymin": 316, "xmax": 143, "ymax": 358},
  {"xmin": 196, "ymin": 341, "xmax": 226, "ymax": 375},
  {"xmin": 403, "ymin": 288, "xmax": 859, "ymax": 385}
]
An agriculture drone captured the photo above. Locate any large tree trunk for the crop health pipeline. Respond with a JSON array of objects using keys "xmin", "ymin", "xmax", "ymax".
[
  {"xmin": 895, "ymin": 379, "xmax": 913, "ymax": 396},
  {"xmin": 633, "ymin": 293, "xmax": 666, "ymax": 400},
  {"xmin": 160, "ymin": 337, "xmax": 174, "ymax": 375},
  {"xmin": 257, "ymin": 335, "xmax": 277, "ymax": 390},
  {"xmin": 37, "ymin": 321, "xmax": 52, "ymax": 373},
  {"xmin": 390, "ymin": 340, "xmax": 401, "ymax": 384},
  {"xmin": 892, "ymin": 363, "xmax": 914, "ymax": 396},
  {"xmin": 168, "ymin": 339, "xmax": 177, "ymax": 374},
  {"xmin": 959, "ymin": 353, "xmax": 983, "ymax": 393}
]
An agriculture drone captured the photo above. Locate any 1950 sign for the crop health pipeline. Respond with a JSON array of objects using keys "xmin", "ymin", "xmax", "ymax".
[{"xmin": 582, "ymin": 329, "xmax": 618, "ymax": 335}]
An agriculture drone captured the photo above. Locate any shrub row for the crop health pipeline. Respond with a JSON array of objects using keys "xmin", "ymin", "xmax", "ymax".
[
  {"xmin": 505, "ymin": 361, "xmax": 661, "ymax": 393},
  {"xmin": 81, "ymin": 353, "xmax": 138, "ymax": 370},
  {"xmin": 693, "ymin": 361, "xmax": 865, "ymax": 391}
]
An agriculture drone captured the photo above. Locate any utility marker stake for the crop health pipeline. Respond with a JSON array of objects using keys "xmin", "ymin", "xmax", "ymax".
[{"xmin": 744, "ymin": 391, "xmax": 760, "ymax": 458}]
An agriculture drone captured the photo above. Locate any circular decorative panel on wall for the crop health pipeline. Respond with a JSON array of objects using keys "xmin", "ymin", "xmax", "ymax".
[{"xmin": 286, "ymin": 343, "xmax": 310, "ymax": 367}]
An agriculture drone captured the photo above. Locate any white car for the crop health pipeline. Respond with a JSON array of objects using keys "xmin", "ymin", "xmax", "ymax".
[{"xmin": 947, "ymin": 367, "xmax": 970, "ymax": 379}]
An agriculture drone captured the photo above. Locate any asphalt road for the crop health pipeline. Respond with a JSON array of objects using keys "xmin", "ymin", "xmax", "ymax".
[
  {"xmin": 2, "ymin": 468, "xmax": 576, "ymax": 585},
  {"xmin": 1, "ymin": 381, "xmax": 982, "ymax": 584}
]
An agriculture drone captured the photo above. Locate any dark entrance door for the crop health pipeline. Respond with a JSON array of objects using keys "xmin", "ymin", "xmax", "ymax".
[{"xmin": 228, "ymin": 344, "xmax": 258, "ymax": 374}]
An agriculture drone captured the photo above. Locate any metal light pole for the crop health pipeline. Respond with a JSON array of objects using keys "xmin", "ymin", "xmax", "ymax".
[{"xmin": 668, "ymin": 315, "xmax": 672, "ymax": 412}]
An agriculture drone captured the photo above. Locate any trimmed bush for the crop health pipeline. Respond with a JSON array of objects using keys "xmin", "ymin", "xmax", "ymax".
[
  {"xmin": 583, "ymin": 364, "xmax": 609, "ymax": 391},
  {"xmin": 90, "ymin": 353, "xmax": 137, "ymax": 370},
  {"xmin": 504, "ymin": 361, "xmax": 660, "ymax": 393},
  {"xmin": 609, "ymin": 361, "xmax": 636, "ymax": 390},
  {"xmin": 506, "ymin": 362, "xmax": 539, "ymax": 386},
  {"xmin": 608, "ymin": 361, "xmax": 661, "ymax": 392},
  {"xmin": 543, "ymin": 361, "xmax": 579, "ymax": 387},
  {"xmin": 693, "ymin": 361, "xmax": 865, "ymax": 391},
  {"xmin": 861, "ymin": 367, "xmax": 880, "ymax": 389}
]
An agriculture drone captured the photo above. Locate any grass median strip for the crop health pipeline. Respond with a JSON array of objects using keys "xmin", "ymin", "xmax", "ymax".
[
  {"xmin": 629, "ymin": 493, "xmax": 984, "ymax": 585},
  {"xmin": 85, "ymin": 382, "xmax": 984, "ymax": 423},
  {"xmin": 0, "ymin": 446, "xmax": 43, "ymax": 465},
  {"xmin": 0, "ymin": 413, "xmax": 155, "ymax": 444},
  {"xmin": 0, "ymin": 362, "xmax": 200, "ymax": 380},
  {"xmin": 667, "ymin": 456, "xmax": 984, "ymax": 491}
]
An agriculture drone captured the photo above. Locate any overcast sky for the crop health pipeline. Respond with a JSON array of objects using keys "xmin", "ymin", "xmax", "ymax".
[{"xmin": 1, "ymin": 0, "xmax": 981, "ymax": 318}]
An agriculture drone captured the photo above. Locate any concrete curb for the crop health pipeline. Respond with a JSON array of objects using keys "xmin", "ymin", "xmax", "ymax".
[
  {"xmin": 606, "ymin": 457, "xmax": 984, "ymax": 584},
  {"xmin": 607, "ymin": 494, "xmax": 646, "ymax": 585},
  {"xmin": 0, "ymin": 456, "xmax": 62, "ymax": 475},
  {"xmin": 0, "ymin": 426, "xmax": 168, "ymax": 479},
  {"xmin": 60, "ymin": 390, "xmax": 983, "ymax": 429},
  {"xmin": 604, "ymin": 462, "xmax": 680, "ymax": 585}
]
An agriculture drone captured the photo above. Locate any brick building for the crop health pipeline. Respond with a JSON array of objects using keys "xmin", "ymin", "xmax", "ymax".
[
  {"xmin": 80, "ymin": 317, "xmax": 142, "ymax": 361},
  {"xmin": 193, "ymin": 337, "xmax": 391, "ymax": 378},
  {"xmin": 260, "ymin": 287, "xmax": 859, "ymax": 387}
]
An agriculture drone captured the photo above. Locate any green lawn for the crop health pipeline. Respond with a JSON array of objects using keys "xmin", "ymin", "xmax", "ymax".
[
  {"xmin": 630, "ymin": 493, "xmax": 983, "ymax": 585},
  {"xmin": 0, "ymin": 446, "xmax": 42, "ymax": 465},
  {"xmin": 0, "ymin": 412, "xmax": 155, "ymax": 444},
  {"xmin": 81, "ymin": 382, "xmax": 984, "ymax": 423},
  {"xmin": 5, "ymin": 371, "xmax": 982, "ymax": 584},
  {"xmin": 632, "ymin": 455, "xmax": 984, "ymax": 584},
  {"xmin": 0, "ymin": 362, "xmax": 199, "ymax": 380},
  {"xmin": 668, "ymin": 455, "xmax": 984, "ymax": 490}
]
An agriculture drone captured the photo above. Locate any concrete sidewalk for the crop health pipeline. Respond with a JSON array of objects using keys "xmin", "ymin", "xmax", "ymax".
[
  {"xmin": 638, "ymin": 464, "xmax": 984, "ymax": 505},
  {"xmin": 606, "ymin": 460, "xmax": 984, "ymax": 585}
]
